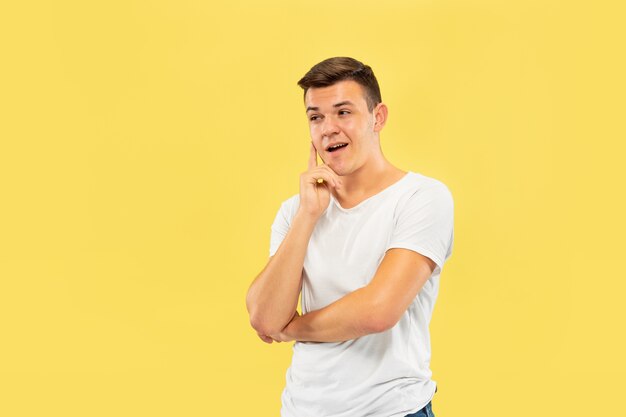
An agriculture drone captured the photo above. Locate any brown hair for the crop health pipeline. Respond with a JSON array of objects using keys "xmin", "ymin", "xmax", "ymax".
[{"xmin": 297, "ymin": 57, "xmax": 382, "ymax": 113}]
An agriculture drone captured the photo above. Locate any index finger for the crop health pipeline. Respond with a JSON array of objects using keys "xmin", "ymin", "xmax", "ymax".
[{"xmin": 308, "ymin": 142, "xmax": 318, "ymax": 170}]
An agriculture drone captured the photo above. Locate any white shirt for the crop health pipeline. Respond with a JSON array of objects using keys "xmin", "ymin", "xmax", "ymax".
[{"xmin": 269, "ymin": 171, "xmax": 454, "ymax": 417}]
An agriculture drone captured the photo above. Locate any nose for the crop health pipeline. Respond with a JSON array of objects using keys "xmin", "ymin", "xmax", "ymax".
[{"xmin": 320, "ymin": 116, "xmax": 340, "ymax": 139}]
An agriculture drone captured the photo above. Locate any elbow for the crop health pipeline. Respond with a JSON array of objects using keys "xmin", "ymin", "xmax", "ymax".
[
  {"xmin": 246, "ymin": 301, "xmax": 267, "ymax": 334},
  {"xmin": 247, "ymin": 301, "xmax": 288, "ymax": 335},
  {"xmin": 367, "ymin": 317, "xmax": 395, "ymax": 334},
  {"xmin": 246, "ymin": 294, "xmax": 286, "ymax": 335},
  {"xmin": 249, "ymin": 315, "xmax": 267, "ymax": 335},
  {"xmin": 364, "ymin": 302, "xmax": 400, "ymax": 334},
  {"xmin": 249, "ymin": 313, "xmax": 286, "ymax": 336},
  {"xmin": 245, "ymin": 280, "xmax": 294, "ymax": 335}
]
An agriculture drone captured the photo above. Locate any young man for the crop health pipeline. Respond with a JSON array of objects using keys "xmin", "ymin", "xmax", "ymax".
[{"xmin": 246, "ymin": 57, "xmax": 454, "ymax": 417}]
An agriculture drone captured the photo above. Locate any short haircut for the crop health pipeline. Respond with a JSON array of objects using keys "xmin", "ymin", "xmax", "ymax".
[{"xmin": 297, "ymin": 57, "xmax": 382, "ymax": 113}]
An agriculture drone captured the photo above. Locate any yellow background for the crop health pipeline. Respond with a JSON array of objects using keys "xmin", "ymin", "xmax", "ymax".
[{"xmin": 1, "ymin": 0, "xmax": 624, "ymax": 415}]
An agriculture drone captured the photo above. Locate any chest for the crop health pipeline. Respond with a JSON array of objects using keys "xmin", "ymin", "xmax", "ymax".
[{"xmin": 301, "ymin": 201, "xmax": 399, "ymax": 309}]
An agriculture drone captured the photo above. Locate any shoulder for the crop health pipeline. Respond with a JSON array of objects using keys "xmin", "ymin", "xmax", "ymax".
[
  {"xmin": 273, "ymin": 193, "xmax": 300, "ymax": 224},
  {"xmin": 282, "ymin": 193, "xmax": 300, "ymax": 211},
  {"xmin": 401, "ymin": 172, "xmax": 453, "ymax": 204}
]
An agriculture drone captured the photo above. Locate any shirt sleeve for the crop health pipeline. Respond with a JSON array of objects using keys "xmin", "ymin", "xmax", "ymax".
[
  {"xmin": 269, "ymin": 198, "xmax": 293, "ymax": 257},
  {"xmin": 385, "ymin": 182, "xmax": 454, "ymax": 271}
]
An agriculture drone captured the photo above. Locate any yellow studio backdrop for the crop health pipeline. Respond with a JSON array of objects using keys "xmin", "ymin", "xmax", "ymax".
[{"xmin": 0, "ymin": 0, "xmax": 624, "ymax": 415}]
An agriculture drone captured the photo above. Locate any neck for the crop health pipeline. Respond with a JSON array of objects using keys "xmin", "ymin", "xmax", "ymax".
[{"xmin": 332, "ymin": 156, "xmax": 406, "ymax": 201}]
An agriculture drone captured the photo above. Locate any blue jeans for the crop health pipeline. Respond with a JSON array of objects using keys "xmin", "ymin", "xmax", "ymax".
[
  {"xmin": 403, "ymin": 401, "xmax": 434, "ymax": 417},
  {"xmin": 403, "ymin": 386, "xmax": 437, "ymax": 417}
]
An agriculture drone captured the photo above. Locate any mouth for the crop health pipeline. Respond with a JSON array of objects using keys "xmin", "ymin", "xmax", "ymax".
[{"xmin": 326, "ymin": 143, "xmax": 349, "ymax": 154}]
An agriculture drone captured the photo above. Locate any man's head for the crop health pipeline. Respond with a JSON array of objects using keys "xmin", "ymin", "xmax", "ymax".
[
  {"xmin": 297, "ymin": 57, "xmax": 388, "ymax": 175},
  {"xmin": 297, "ymin": 57, "xmax": 382, "ymax": 113}
]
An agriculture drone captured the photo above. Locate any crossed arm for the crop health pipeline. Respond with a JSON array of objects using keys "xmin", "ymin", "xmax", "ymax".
[{"xmin": 262, "ymin": 247, "xmax": 437, "ymax": 343}]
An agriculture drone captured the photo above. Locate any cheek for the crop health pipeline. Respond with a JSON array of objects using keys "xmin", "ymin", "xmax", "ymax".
[
  {"xmin": 310, "ymin": 124, "xmax": 321, "ymax": 137},
  {"xmin": 311, "ymin": 138, "xmax": 323, "ymax": 151}
]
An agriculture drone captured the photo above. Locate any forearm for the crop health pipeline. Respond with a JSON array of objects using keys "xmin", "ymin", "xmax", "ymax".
[
  {"xmin": 246, "ymin": 210, "xmax": 317, "ymax": 335},
  {"xmin": 282, "ymin": 285, "xmax": 386, "ymax": 343}
]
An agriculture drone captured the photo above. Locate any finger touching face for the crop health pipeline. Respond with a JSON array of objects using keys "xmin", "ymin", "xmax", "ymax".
[{"xmin": 309, "ymin": 142, "xmax": 318, "ymax": 170}]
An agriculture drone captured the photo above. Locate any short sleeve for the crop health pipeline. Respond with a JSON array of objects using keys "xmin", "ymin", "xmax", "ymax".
[
  {"xmin": 385, "ymin": 182, "xmax": 454, "ymax": 271},
  {"xmin": 269, "ymin": 197, "xmax": 297, "ymax": 257}
]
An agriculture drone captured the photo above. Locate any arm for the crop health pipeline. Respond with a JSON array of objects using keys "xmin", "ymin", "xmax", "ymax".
[
  {"xmin": 271, "ymin": 248, "xmax": 437, "ymax": 343},
  {"xmin": 246, "ymin": 210, "xmax": 316, "ymax": 336},
  {"xmin": 246, "ymin": 142, "xmax": 342, "ymax": 339},
  {"xmin": 271, "ymin": 180, "xmax": 454, "ymax": 343}
]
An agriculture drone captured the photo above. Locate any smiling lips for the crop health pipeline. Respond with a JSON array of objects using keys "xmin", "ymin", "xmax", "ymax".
[{"xmin": 327, "ymin": 143, "xmax": 349, "ymax": 154}]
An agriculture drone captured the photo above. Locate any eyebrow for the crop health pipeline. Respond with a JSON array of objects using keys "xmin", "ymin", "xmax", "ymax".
[{"xmin": 306, "ymin": 100, "xmax": 355, "ymax": 112}]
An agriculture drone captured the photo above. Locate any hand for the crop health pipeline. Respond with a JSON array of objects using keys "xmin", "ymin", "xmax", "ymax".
[
  {"xmin": 255, "ymin": 310, "xmax": 301, "ymax": 344},
  {"xmin": 298, "ymin": 142, "xmax": 343, "ymax": 220},
  {"xmin": 268, "ymin": 310, "xmax": 300, "ymax": 342},
  {"xmin": 255, "ymin": 311, "xmax": 300, "ymax": 344},
  {"xmin": 256, "ymin": 331, "xmax": 275, "ymax": 344}
]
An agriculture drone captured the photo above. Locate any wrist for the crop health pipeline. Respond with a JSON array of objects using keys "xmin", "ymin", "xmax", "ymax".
[
  {"xmin": 294, "ymin": 209, "xmax": 319, "ymax": 228},
  {"xmin": 283, "ymin": 314, "xmax": 301, "ymax": 341}
]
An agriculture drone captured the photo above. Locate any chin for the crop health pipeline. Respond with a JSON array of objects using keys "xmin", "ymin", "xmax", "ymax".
[{"xmin": 327, "ymin": 162, "xmax": 341, "ymax": 174}]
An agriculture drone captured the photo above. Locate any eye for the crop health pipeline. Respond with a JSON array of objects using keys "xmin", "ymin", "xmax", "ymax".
[
  {"xmin": 309, "ymin": 115, "xmax": 320, "ymax": 121},
  {"xmin": 339, "ymin": 110, "xmax": 350, "ymax": 115}
]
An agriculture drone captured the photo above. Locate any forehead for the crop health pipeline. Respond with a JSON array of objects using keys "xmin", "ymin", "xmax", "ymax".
[{"xmin": 304, "ymin": 79, "xmax": 367, "ymax": 110}]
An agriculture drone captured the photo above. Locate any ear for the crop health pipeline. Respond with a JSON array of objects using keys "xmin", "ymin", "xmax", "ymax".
[{"xmin": 373, "ymin": 103, "xmax": 388, "ymax": 132}]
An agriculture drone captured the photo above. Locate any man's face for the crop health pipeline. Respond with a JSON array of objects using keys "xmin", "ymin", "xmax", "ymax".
[{"xmin": 305, "ymin": 79, "xmax": 380, "ymax": 175}]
